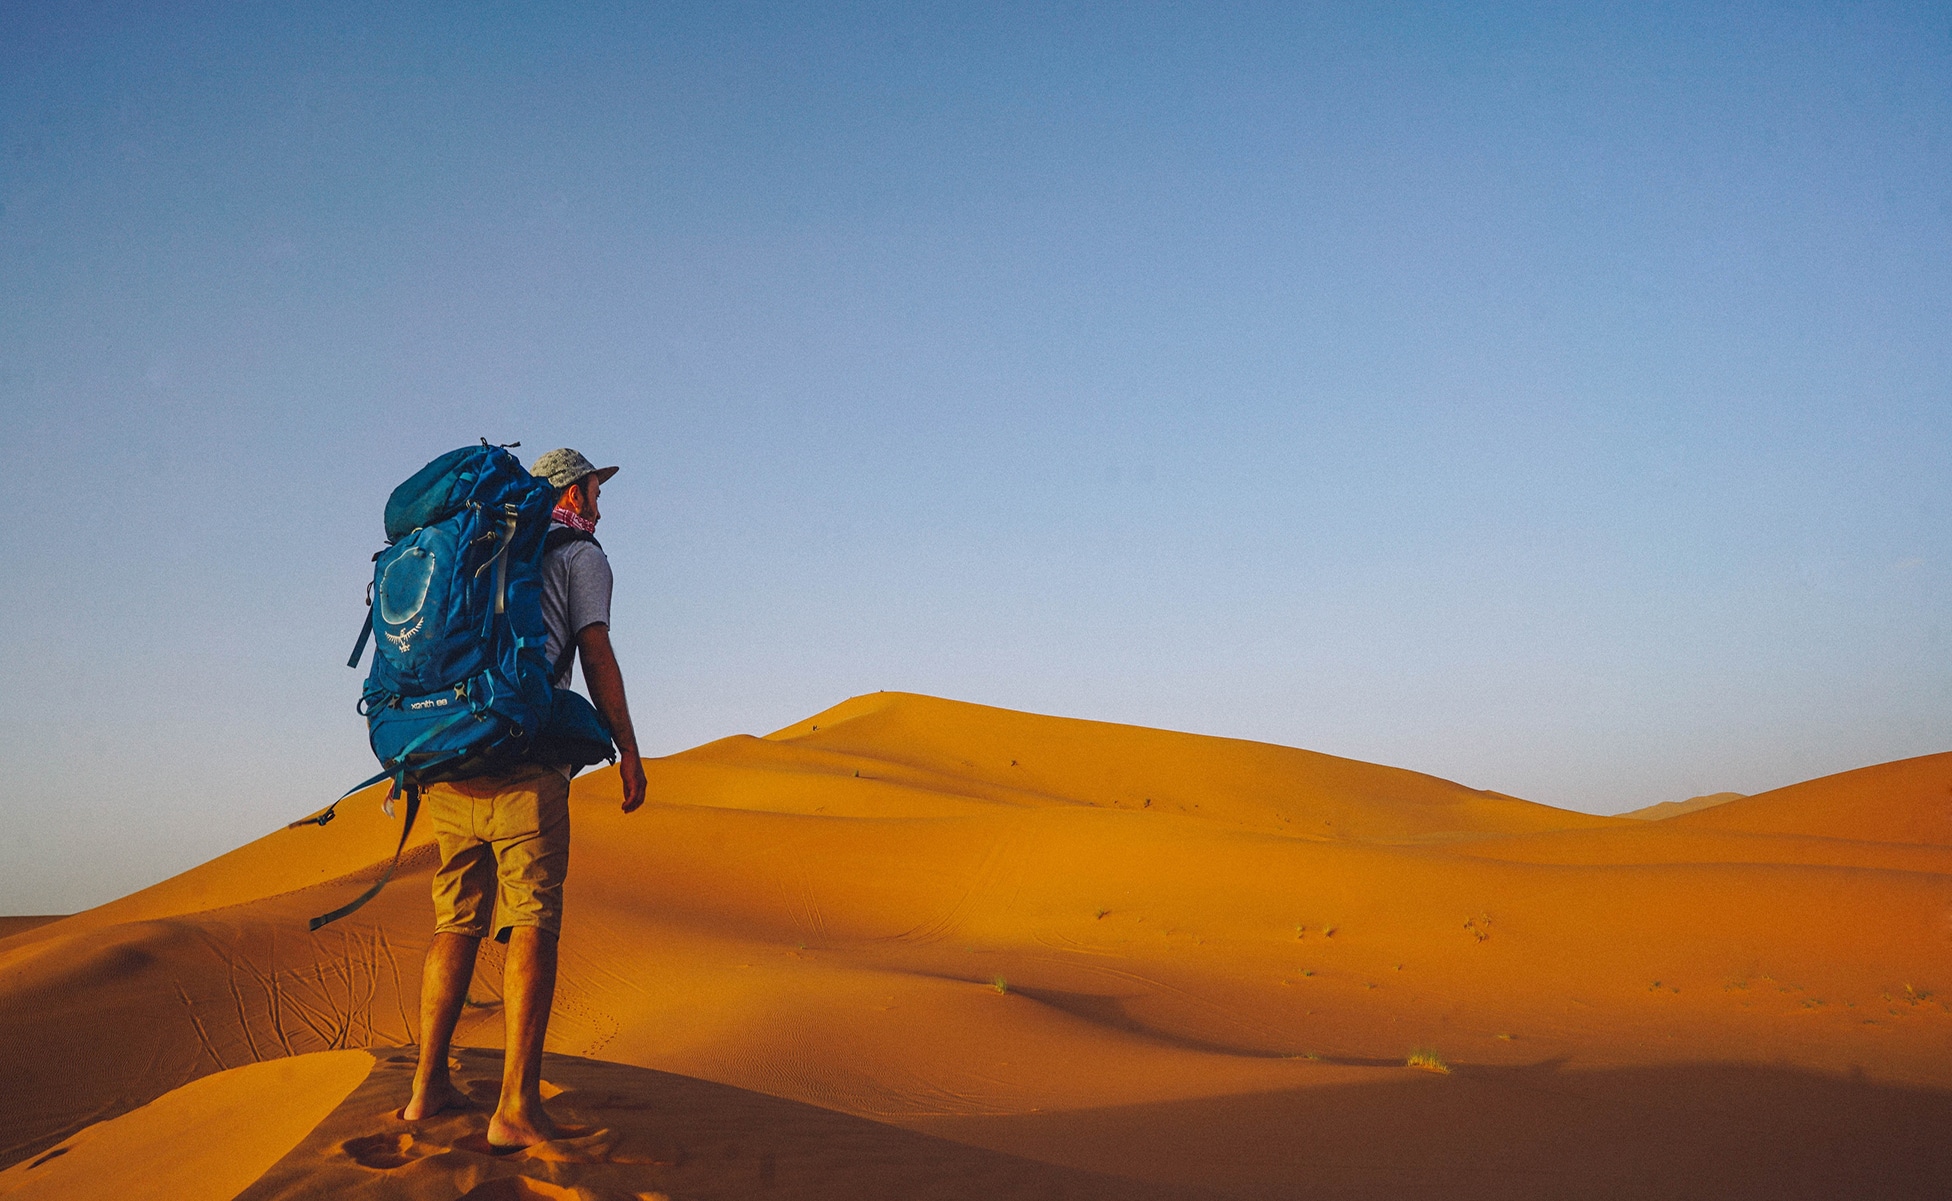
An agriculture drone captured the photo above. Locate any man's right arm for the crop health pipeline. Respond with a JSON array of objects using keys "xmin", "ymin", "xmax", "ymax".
[{"xmin": 575, "ymin": 623, "xmax": 645, "ymax": 813}]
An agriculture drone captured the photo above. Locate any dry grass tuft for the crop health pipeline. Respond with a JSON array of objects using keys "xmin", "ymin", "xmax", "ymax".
[{"xmin": 1406, "ymin": 1048, "xmax": 1451, "ymax": 1074}]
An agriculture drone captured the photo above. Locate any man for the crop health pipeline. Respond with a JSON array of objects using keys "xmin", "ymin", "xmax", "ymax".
[{"xmin": 401, "ymin": 447, "xmax": 648, "ymax": 1147}]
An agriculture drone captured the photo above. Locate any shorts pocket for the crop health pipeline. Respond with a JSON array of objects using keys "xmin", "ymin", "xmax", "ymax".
[{"xmin": 486, "ymin": 768, "xmax": 570, "ymax": 843}]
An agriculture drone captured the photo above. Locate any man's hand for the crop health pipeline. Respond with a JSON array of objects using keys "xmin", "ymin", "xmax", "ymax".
[
  {"xmin": 575, "ymin": 623, "xmax": 646, "ymax": 815},
  {"xmin": 619, "ymin": 749, "xmax": 646, "ymax": 813}
]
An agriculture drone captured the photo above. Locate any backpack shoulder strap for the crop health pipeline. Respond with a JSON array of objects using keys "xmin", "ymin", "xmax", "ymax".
[
  {"xmin": 543, "ymin": 526, "xmax": 601, "ymax": 554},
  {"xmin": 553, "ymin": 640, "xmax": 579, "ymax": 684}
]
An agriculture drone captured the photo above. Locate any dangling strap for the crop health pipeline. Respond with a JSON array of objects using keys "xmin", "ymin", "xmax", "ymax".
[
  {"xmin": 285, "ymin": 704, "xmax": 471, "ymax": 830},
  {"xmin": 346, "ymin": 610, "xmax": 374, "ymax": 669},
  {"xmin": 295, "ymin": 705, "xmax": 475, "ymax": 928},
  {"xmin": 307, "ymin": 776, "xmax": 420, "ymax": 931},
  {"xmin": 286, "ymin": 767, "xmax": 393, "ymax": 830}
]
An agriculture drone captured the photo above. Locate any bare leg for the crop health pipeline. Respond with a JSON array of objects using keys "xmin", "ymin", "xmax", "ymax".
[
  {"xmin": 487, "ymin": 925, "xmax": 563, "ymax": 1147},
  {"xmin": 403, "ymin": 931, "xmax": 480, "ymax": 1120}
]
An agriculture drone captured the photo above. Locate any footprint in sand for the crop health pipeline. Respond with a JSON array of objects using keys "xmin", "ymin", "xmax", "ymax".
[
  {"xmin": 523, "ymin": 1129, "xmax": 670, "ymax": 1166},
  {"xmin": 342, "ymin": 1131, "xmax": 428, "ymax": 1170},
  {"xmin": 448, "ymin": 1126, "xmax": 632, "ymax": 1160}
]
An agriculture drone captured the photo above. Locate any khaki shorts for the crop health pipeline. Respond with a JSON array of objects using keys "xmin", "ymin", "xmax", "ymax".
[{"xmin": 426, "ymin": 762, "xmax": 571, "ymax": 942}]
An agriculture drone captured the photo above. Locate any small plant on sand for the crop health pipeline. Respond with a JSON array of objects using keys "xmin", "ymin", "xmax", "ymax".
[
  {"xmin": 1094, "ymin": 907, "xmax": 1109, "ymax": 920},
  {"xmin": 1463, "ymin": 914, "xmax": 1491, "ymax": 943},
  {"xmin": 991, "ymin": 976, "xmax": 1010, "ymax": 994},
  {"xmin": 1406, "ymin": 1048, "xmax": 1451, "ymax": 1074}
]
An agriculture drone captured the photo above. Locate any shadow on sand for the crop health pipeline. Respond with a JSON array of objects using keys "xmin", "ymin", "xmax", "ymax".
[
  {"xmin": 234, "ymin": 1047, "xmax": 1210, "ymax": 1200},
  {"xmin": 912, "ymin": 1056, "xmax": 1952, "ymax": 1200},
  {"xmin": 232, "ymin": 1048, "xmax": 1952, "ymax": 1199}
]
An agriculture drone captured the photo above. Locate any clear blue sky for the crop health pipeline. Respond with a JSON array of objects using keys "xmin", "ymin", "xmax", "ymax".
[{"xmin": 2, "ymin": 2, "xmax": 1947, "ymax": 913}]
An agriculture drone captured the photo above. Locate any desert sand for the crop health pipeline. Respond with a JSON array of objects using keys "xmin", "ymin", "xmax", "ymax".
[{"xmin": 2, "ymin": 691, "xmax": 1948, "ymax": 1199}]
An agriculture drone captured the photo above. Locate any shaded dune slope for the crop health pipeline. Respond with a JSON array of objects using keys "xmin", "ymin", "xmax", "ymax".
[
  {"xmin": 1618, "ymin": 791, "xmax": 1746, "ymax": 820},
  {"xmin": 3, "ymin": 693, "xmax": 1948, "ymax": 1199}
]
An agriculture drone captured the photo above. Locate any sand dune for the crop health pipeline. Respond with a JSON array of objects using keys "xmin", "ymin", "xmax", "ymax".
[
  {"xmin": 3, "ymin": 692, "xmax": 1948, "ymax": 1198},
  {"xmin": 0, "ymin": 917, "xmax": 63, "ymax": 941},
  {"xmin": 1667, "ymin": 750, "xmax": 1952, "ymax": 845},
  {"xmin": 1618, "ymin": 791, "xmax": 1746, "ymax": 820}
]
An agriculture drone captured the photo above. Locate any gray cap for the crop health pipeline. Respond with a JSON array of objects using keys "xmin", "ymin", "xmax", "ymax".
[{"xmin": 530, "ymin": 448, "xmax": 620, "ymax": 490}]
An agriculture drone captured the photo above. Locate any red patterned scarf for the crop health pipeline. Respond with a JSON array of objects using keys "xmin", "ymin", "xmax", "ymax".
[{"xmin": 551, "ymin": 505, "xmax": 597, "ymax": 534}]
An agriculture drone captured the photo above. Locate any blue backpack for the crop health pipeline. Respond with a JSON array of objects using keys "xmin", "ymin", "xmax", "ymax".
[{"xmin": 301, "ymin": 442, "xmax": 615, "ymax": 929}]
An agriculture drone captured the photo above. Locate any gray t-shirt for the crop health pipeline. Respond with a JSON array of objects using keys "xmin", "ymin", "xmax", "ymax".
[{"xmin": 541, "ymin": 524, "xmax": 614, "ymax": 689}]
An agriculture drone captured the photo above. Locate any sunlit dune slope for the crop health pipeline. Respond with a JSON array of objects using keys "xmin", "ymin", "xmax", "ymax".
[
  {"xmin": 1667, "ymin": 750, "xmax": 1952, "ymax": 845},
  {"xmin": 0, "ymin": 1053, "xmax": 373, "ymax": 1201},
  {"xmin": 752, "ymin": 691, "xmax": 1626, "ymax": 839},
  {"xmin": 3, "ymin": 692, "xmax": 1949, "ymax": 1199}
]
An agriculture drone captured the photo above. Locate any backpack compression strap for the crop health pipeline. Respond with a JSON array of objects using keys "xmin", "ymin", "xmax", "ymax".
[
  {"xmin": 285, "ymin": 700, "xmax": 473, "ymax": 832},
  {"xmin": 347, "ymin": 549, "xmax": 385, "ymax": 669}
]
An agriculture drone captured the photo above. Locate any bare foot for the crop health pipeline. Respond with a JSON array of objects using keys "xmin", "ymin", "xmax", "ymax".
[
  {"xmin": 486, "ymin": 1105, "xmax": 577, "ymax": 1149},
  {"xmin": 401, "ymin": 1076, "xmax": 467, "ymax": 1122}
]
